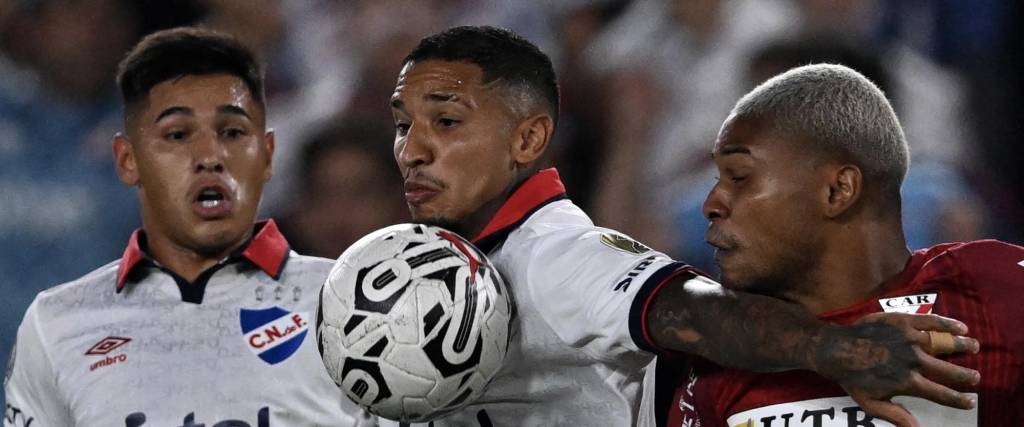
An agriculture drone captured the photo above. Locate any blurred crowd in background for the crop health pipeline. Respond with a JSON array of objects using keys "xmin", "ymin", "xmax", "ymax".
[{"xmin": 2, "ymin": 0, "xmax": 1021, "ymax": 407}]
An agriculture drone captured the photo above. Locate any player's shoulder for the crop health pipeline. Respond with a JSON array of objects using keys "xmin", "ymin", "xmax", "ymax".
[
  {"xmin": 514, "ymin": 199, "xmax": 595, "ymax": 239},
  {"xmin": 279, "ymin": 251, "xmax": 335, "ymax": 283},
  {"xmin": 284, "ymin": 251, "xmax": 335, "ymax": 267},
  {"xmin": 26, "ymin": 259, "xmax": 120, "ymax": 328},
  {"xmin": 921, "ymin": 239, "xmax": 1024, "ymax": 265},
  {"xmin": 34, "ymin": 259, "xmax": 120, "ymax": 305},
  {"xmin": 915, "ymin": 240, "xmax": 1024, "ymax": 293}
]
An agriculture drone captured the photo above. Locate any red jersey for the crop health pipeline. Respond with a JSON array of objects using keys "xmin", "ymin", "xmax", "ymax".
[{"xmin": 659, "ymin": 240, "xmax": 1024, "ymax": 427}]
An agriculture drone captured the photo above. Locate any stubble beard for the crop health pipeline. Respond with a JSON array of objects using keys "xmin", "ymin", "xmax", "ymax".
[{"xmin": 414, "ymin": 216, "xmax": 468, "ymax": 237}]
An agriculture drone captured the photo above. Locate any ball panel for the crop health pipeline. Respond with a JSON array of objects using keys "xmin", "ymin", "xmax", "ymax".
[{"xmin": 318, "ymin": 223, "xmax": 514, "ymax": 422}]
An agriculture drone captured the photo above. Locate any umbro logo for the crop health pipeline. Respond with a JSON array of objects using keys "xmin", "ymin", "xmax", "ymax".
[
  {"xmin": 85, "ymin": 336, "xmax": 131, "ymax": 355},
  {"xmin": 86, "ymin": 336, "xmax": 131, "ymax": 372}
]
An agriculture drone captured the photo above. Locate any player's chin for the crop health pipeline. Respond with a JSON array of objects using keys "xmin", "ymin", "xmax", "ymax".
[
  {"xmin": 411, "ymin": 214, "xmax": 463, "ymax": 234},
  {"xmin": 716, "ymin": 270, "xmax": 741, "ymax": 290},
  {"xmin": 407, "ymin": 200, "xmax": 436, "ymax": 218},
  {"xmin": 189, "ymin": 221, "xmax": 247, "ymax": 256},
  {"xmin": 715, "ymin": 262, "xmax": 752, "ymax": 291}
]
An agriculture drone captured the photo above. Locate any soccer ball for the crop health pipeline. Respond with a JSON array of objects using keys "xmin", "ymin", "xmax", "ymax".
[{"xmin": 317, "ymin": 223, "xmax": 514, "ymax": 422}]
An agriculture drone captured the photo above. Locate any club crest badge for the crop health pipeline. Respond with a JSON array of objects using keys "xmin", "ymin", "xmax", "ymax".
[
  {"xmin": 878, "ymin": 293, "xmax": 938, "ymax": 314},
  {"xmin": 240, "ymin": 306, "xmax": 310, "ymax": 365}
]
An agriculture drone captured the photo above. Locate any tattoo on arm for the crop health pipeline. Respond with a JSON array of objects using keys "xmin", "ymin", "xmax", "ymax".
[{"xmin": 646, "ymin": 274, "xmax": 915, "ymax": 387}]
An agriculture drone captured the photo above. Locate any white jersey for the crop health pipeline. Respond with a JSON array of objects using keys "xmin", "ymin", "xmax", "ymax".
[
  {"xmin": 386, "ymin": 169, "xmax": 693, "ymax": 427},
  {"xmin": 4, "ymin": 220, "xmax": 373, "ymax": 427}
]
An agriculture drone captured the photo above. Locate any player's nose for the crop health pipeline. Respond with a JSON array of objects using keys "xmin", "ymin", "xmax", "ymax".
[
  {"xmin": 193, "ymin": 130, "xmax": 226, "ymax": 173},
  {"xmin": 703, "ymin": 183, "xmax": 729, "ymax": 220},
  {"xmin": 398, "ymin": 124, "xmax": 434, "ymax": 168}
]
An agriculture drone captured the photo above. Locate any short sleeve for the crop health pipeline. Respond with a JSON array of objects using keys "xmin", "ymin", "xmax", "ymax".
[
  {"xmin": 511, "ymin": 226, "xmax": 702, "ymax": 362},
  {"xmin": 4, "ymin": 298, "xmax": 72, "ymax": 427}
]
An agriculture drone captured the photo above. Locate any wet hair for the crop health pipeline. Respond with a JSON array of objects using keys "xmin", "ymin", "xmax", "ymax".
[
  {"xmin": 116, "ymin": 27, "xmax": 264, "ymax": 113},
  {"xmin": 732, "ymin": 64, "xmax": 909, "ymax": 206},
  {"xmin": 403, "ymin": 25, "xmax": 559, "ymax": 126}
]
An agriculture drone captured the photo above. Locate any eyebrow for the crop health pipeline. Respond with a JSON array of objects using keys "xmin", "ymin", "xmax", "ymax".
[
  {"xmin": 713, "ymin": 145, "xmax": 752, "ymax": 158},
  {"xmin": 155, "ymin": 106, "xmax": 192, "ymax": 123},
  {"xmin": 217, "ymin": 105, "xmax": 252, "ymax": 120},
  {"xmin": 425, "ymin": 92, "xmax": 462, "ymax": 104},
  {"xmin": 154, "ymin": 105, "xmax": 252, "ymax": 123},
  {"xmin": 390, "ymin": 92, "xmax": 469, "ymax": 110}
]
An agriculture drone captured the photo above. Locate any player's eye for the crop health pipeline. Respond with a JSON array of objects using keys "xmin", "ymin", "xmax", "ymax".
[
  {"xmin": 438, "ymin": 118, "xmax": 460, "ymax": 128},
  {"xmin": 221, "ymin": 128, "xmax": 246, "ymax": 139},
  {"xmin": 395, "ymin": 122, "xmax": 410, "ymax": 136},
  {"xmin": 731, "ymin": 175, "xmax": 747, "ymax": 183},
  {"xmin": 165, "ymin": 130, "xmax": 188, "ymax": 141}
]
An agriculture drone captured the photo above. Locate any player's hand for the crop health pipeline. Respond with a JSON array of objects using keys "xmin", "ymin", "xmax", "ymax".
[{"xmin": 833, "ymin": 313, "xmax": 980, "ymax": 427}]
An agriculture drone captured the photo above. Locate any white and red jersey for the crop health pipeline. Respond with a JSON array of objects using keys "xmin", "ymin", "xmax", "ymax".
[
  {"xmin": 4, "ymin": 220, "xmax": 373, "ymax": 427},
  {"xmin": 385, "ymin": 169, "xmax": 704, "ymax": 427}
]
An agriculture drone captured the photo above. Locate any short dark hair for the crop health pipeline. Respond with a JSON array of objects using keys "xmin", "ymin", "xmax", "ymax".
[
  {"xmin": 403, "ymin": 26, "xmax": 560, "ymax": 126},
  {"xmin": 116, "ymin": 27, "xmax": 264, "ymax": 111}
]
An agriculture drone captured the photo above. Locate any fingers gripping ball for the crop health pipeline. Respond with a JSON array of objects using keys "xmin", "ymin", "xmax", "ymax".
[{"xmin": 317, "ymin": 224, "xmax": 514, "ymax": 422}]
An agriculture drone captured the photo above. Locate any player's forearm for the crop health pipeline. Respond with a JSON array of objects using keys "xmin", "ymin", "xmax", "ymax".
[{"xmin": 645, "ymin": 275, "xmax": 914, "ymax": 385}]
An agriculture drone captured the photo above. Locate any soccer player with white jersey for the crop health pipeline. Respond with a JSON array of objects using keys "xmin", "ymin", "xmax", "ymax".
[
  {"xmin": 3, "ymin": 28, "xmax": 373, "ymax": 427},
  {"xmin": 385, "ymin": 26, "xmax": 979, "ymax": 426}
]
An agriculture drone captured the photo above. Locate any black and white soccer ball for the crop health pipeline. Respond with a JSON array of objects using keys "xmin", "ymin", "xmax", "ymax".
[{"xmin": 317, "ymin": 223, "xmax": 513, "ymax": 422}]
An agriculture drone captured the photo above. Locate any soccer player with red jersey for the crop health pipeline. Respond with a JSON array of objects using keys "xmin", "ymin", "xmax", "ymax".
[{"xmin": 656, "ymin": 64, "xmax": 1022, "ymax": 427}]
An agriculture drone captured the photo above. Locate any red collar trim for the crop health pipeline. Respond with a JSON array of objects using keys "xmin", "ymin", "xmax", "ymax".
[
  {"xmin": 116, "ymin": 229, "xmax": 146, "ymax": 291},
  {"xmin": 241, "ymin": 220, "xmax": 291, "ymax": 280},
  {"xmin": 471, "ymin": 168, "xmax": 567, "ymax": 244},
  {"xmin": 116, "ymin": 219, "xmax": 290, "ymax": 291}
]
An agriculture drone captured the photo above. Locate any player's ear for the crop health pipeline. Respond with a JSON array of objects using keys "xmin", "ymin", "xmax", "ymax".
[
  {"xmin": 824, "ymin": 164, "xmax": 862, "ymax": 218},
  {"xmin": 113, "ymin": 132, "xmax": 139, "ymax": 187},
  {"xmin": 511, "ymin": 113, "xmax": 553, "ymax": 167},
  {"xmin": 262, "ymin": 129, "xmax": 275, "ymax": 182}
]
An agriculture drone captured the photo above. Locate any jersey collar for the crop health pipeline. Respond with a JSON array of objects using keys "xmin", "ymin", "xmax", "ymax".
[
  {"xmin": 471, "ymin": 168, "xmax": 568, "ymax": 253},
  {"xmin": 116, "ymin": 219, "xmax": 290, "ymax": 291},
  {"xmin": 816, "ymin": 248, "xmax": 934, "ymax": 323}
]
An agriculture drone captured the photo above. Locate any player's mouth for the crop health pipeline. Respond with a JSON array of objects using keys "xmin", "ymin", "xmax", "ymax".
[
  {"xmin": 404, "ymin": 179, "xmax": 443, "ymax": 206},
  {"xmin": 706, "ymin": 227, "xmax": 739, "ymax": 263},
  {"xmin": 190, "ymin": 182, "xmax": 234, "ymax": 220},
  {"xmin": 713, "ymin": 247, "xmax": 736, "ymax": 266}
]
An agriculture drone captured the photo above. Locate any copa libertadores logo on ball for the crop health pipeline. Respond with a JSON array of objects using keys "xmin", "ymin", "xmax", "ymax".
[{"xmin": 240, "ymin": 306, "xmax": 310, "ymax": 365}]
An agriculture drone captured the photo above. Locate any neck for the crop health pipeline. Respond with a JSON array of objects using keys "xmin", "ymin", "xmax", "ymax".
[
  {"xmin": 459, "ymin": 198, "xmax": 505, "ymax": 239},
  {"xmin": 145, "ymin": 228, "xmax": 251, "ymax": 283},
  {"xmin": 460, "ymin": 168, "xmax": 535, "ymax": 240},
  {"xmin": 781, "ymin": 219, "xmax": 910, "ymax": 315}
]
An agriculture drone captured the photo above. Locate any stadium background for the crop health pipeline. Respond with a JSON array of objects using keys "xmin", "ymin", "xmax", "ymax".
[{"xmin": 1, "ymin": 0, "xmax": 1021, "ymax": 412}]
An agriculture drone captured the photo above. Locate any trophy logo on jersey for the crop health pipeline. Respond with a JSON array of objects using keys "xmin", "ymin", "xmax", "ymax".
[
  {"xmin": 600, "ymin": 233, "xmax": 652, "ymax": 255},
  {"xmin": 240, "ymin": 306, "xmax": 310, "ymax": 365},
  {"xmin": 878, "ymin": 293, "xmax": 938, "ymax": 314}
]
